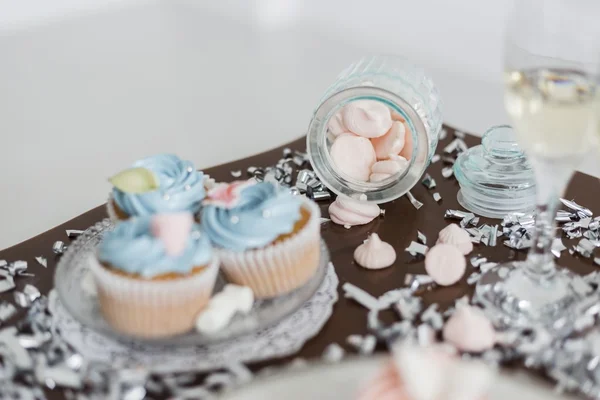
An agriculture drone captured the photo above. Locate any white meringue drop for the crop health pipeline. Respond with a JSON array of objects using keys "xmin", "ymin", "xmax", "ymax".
[
  {"xmin": 369, "ymin": 155, "xmax": 409, "ymax": 182},
  {"xmin": 436, "ymin": 224, "xmax": 473, "ymax": 255},
  {"xmin": 342, "ymin": 100, "xmax": 393, "ymax": 138},
  {"xmin": 330, "ymin": 134, "xmax": 376, "ymax": 181},
  {"xmin": 354, "ymin": 233, "xmax": 396, "ymax": 269},
  {"xmin": 371, "ymin": 121, "xmax": 406, "ymax": 159},
  {"xmin": 328, "ymin": 197, "xmax": 380, "ymax": 226},
  {"xmin": 443, "ymin": 305, "xmax": 496, "ymax": 353},
  {"xmin": 399, "ymin": 121, "xmax": 414, "ymax": 160},
  {"xmin": 327, "ymin": 109, "xmax": 347, "ymax": 136}
]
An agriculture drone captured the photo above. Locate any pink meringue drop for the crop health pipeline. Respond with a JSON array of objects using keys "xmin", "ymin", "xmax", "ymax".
[
  {"xmin": 443, "ymin": 305, "xmax": 496, "ymax": 353},
  {"xmin": 424, "ymin": 244, "xmax": 466, "ymax": 286},
  {"xmin": 328, "ymin": 197, "xmax": 380, "ymax": 226},
  {"xmin": 327, "ymin": 110, "xmax": 347, "ymax": 136},
  {"xmin": 354, "ymin": 233, "xmax": 397, "ymax": 269},
  {"xmin": 369, "ymin": 155, "xmax": 409, "ymax": 182},
  {"xmin": 330, "ymin": 134, "xmax": 376, "ymax": 181},
  {"xmin": 398, "ymin": 122, "xmax": 414, "ymax": 160},
  {"xmin": 342, "ymin": 100, "xmax": 393, "ymax": 138},
  {"xmin": 436, "ymin": 224, "xmax": 474, "ymax": 255},
  {"xmin": 371, "ymin": 121, "xmax": 406, "ymax": 159},
  {"xmin": 150, "ymin": 213, "xmax": 194, "ymax": 256}
]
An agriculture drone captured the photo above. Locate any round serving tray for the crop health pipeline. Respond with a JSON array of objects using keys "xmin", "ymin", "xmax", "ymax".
[{"xmin": 54, "ymin": 219, "xmax": 330, "ymax": 346}]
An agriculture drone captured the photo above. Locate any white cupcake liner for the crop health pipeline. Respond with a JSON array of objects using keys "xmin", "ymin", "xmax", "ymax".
[
  {"xmin": 89, "ymin": 255, "xmax": 219, "ymax": 338},
  {"xmin": 218, "ymin": 197, "xmax": 322, "ymax": 298}
]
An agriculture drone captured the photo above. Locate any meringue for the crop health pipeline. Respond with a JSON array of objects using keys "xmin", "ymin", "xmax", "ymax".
[
  {"xmin": 369, "ymin": 155, "xmax": 409, "ymax": 182},
  {"xmin": 342, "ymin": 100, "xmax": 393, "ymax": 138},
  {"xmin": 443, "ymin": 305, "xmax": 496, "ymax": 353},
  {"xmin": 371, "ymin": 121, "xmax": 406, "ymax": 159},
  {"xmin": 330, "ymin": 134, "xmax": 376, "ymax": 181},
  {"xmin": 196, "ymin": 284, "xmax": 254, "ymax": 335},
  {"xmin": 354, "ymin": 233, "xmax": 396, "ymax": 269},
  {"xmin": 436, "ymin": 224, "xmax": 473, "ymax": 255},
  {"xmin": 328, "ymin": 197, "xmax": 380, "ymax": 226},
  {"xmin": 399, "ymin": 122, "xmax": 414, "ymax": 160},
  {"xmin": 327, "ymin": 109, "xmax": 347, "ymax": 136},
  {"xmin": 424, "ymin": 244, "xmax": 466, "ymax": 286}
]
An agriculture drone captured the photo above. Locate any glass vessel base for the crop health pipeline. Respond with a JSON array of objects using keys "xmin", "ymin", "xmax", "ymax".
[{"xmin": 475, "ymin": 262, "xmax": 586, "ymax": 336}]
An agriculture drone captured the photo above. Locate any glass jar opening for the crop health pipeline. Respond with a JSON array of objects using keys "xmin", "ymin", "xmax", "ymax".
[{"xmin": 307, "ymin": 86, "xmax": 430, "ymax": 203}]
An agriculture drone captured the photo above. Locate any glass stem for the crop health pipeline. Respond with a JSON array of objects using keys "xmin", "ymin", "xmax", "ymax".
[{"xmin": 525, "ymin": 157, "xmax": 575, "ymax": 277}]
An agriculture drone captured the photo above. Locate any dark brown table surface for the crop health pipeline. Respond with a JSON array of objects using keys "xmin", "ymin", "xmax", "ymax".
[{"xmin": 2, "ymin": 125, "xmax": 599, "ymax": 399}]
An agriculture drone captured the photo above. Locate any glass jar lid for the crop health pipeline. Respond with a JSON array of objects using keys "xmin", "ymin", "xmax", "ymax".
[{"xmin": 454, "ymin": 125, "xmax": 535, "ymax": 219}]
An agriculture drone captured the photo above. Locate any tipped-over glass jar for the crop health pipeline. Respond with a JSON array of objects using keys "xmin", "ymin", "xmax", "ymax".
[{"xmin": 307, "ymin": 55, "xmax": 443, "ymax": 203}]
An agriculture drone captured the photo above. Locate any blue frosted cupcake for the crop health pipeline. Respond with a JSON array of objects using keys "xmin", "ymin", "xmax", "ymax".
[
  {"xmin": 107, "ymin": 154, "xmax": 207, "ymax": 221},
  {"xmin": 89, "ymin": 213, "xmax": 219, "ymax": 338},
  {"xmin": 202, "ymin": 181, "xmax": 321, "ymax": 298}
]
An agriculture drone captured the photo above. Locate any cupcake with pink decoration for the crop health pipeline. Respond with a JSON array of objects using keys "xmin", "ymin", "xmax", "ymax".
[
  {"xmin": 89, "ymin": 212, "xmax": 219, "ymax": 338},
  {"xmin": 201, "ymin": 181, "xmax": 321, "ymax": 298}
]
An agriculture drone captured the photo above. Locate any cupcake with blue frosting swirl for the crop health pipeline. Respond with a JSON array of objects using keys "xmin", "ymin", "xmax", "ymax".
[
  {"xmin": 107, "ymin": 154, "xmax": 207, "ymax": 221},
  {"xmin": 202, "ymin": 181, "xmax": 321, "ymax": 298},
  {"xmin": 89, "ymin": 213, "xmax": 219, "ymax": 338}
]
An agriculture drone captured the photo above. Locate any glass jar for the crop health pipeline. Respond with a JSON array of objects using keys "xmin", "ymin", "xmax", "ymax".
[{"xmin": 307, "ymin": 55, "xmax": 443, "ymax": 203}]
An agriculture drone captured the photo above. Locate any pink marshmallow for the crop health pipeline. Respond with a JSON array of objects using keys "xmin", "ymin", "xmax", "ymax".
[
  {"xmin": 371, "ymin": 121, "xmax": 406, "ymax": 159},
  {"xmin": 424, "ymin": 244, "xmax": 466, "ymax": 286},
  {"xmin": 330, "ymin": 134, "xmax": 376, "ymax": 181},
  {"xmin": 342, "ymin": 100, "xmax": 393, "ymax": 138},
  {"xmin": 150, "ymin": 213, "xmax": 194, "ymax": 256},
  {"xmin": 369, "ymin": 155, "xmax": 409, "ymax": 182}
]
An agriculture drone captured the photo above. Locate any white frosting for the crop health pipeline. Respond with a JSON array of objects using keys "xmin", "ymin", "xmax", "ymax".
[
  {"xmin": 369, "ymin": 155, "xmax": 409, "ymax": 182},
  {"xmin": 330, "ymin": 134, "xmax": 376, "ymax": 181},
  {"xmin": 342, "ymin": 100, "xmax": 393, "ymax": 138},
  {"xmin": 354, "ymin": 233, "xmax": 396, "ymax": 269},
  {"xmin": 424, "ymin": 244, "xmax": 467, "ymax": 286},
  {"xmin": 371, "ymin": 121, "xmax": 406, "ymax": 159},
  {"xmin": 195, "ymin": 284, "xmax": 254, "ymax": 334},
  {"xmin": 327, "ymin": 110, "xmax": 347, "ymax": 136},
  {"xmin": 436, "ymin": 224, "xmax": 474, "ymax": 255},
  {"xmin": 392, "ymin": 341, "xmax": 494, "ymax": 400},
  {"xmin": 328, "ymin": 197, "xmax": 380, "ymax": 226},
  {"xmin": 443, "ymin": 305, "xmax": 496, "ymax": 353}
]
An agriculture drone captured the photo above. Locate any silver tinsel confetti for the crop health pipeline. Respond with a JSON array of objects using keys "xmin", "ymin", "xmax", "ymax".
[
  {"xmin": 405, "ymin": 241, "xmax": 428, "ymax": 257},
  {"xmin": 421, "ymin": 173, "xmax": 436, "ymax": 189},
  {"xmin": 431, "ymin": 154, "xmax": 441, "ymax": 163},
  {"xmin": 230, "ymin": 170, "xmax": 242, "ymax": 178},
  {"xmin": 65, "ymin": 229, "xmax": 84, "ymax": 238},
  {"xmin": 342, "ymin": 283, "xmax": 380, "ymax": 310},
  {"xmin": 433, "ymin": 192, "xmax": 442, "ymax": 202},
  {"xmin": 35, "ymin": 256, "xmax": 47, "ymax": 268},
  {"xmin": 406, "ymin": 191, "xmax": 423, "ymax": 210},
  {"xmin": 322, "ymin": 343, "xmax": 345, "ymax": 363},
  {"xmin": 52, "ymin": 241, "xmax": 67, "ymax": 255},
  {"xmin": 441, "ymin": 166, "xmax": 454, "ymax": 178},
  {"xmin": 417, "ymin": 231, "xmax": 427, "ymax": 245}
]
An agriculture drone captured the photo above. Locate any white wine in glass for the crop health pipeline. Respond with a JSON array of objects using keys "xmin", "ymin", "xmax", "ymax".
[{"xmin": 475, "ymin": 0, "xmax": 600, "ymax": 335}]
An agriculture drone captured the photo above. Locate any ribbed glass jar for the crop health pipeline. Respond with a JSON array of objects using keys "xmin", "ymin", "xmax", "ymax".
[{"xmin": 307, "ymin": 55, "xmax": 443, "ymax": 203}]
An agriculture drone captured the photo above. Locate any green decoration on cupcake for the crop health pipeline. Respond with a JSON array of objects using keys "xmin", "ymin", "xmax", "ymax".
[{"xmin": 109, "ymin": 167, "xmax": 159, "ymax": 194}]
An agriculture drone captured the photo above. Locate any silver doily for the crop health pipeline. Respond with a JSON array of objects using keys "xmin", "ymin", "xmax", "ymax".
[{"xmin": 50, "ymin": 262, "xmax": 338, "ymax": 374}]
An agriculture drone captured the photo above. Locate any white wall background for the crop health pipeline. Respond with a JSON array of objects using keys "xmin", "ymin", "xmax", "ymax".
[{"xmin": 0, "ymin": 0, "xmax": 597, "ymax": 249}]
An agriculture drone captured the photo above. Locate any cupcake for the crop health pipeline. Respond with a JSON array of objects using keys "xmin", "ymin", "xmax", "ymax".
[
  {"xmin": 201, "ymin": 181, "xmax": 321, "ymax": 298},
  {"xmin": 107, "ymin": 154, "xmax": 207, "ymax": 221},
  {"xmin": 89, "ymin": 213, "xmax": 219, "ymax": 338},
  {"xmin": 357, "ymin": 342, "xmax": 493, "ymax": 400}
]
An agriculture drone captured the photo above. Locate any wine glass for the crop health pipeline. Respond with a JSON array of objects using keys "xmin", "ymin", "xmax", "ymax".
[{"xmin": 475, "ymin": 0, "xmax": 600, "ymax": 334}]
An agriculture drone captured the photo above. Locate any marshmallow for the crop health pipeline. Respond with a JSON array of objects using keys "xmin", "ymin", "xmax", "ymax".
[
  {"xmin": 371, "ymin": 121, "xmax": 406, "ymax": 159},
  {"xmin": 328, "ymin": 197, "xmax": 380, "ymax": 226},
  {"xmin": 443, "ymin": 306, "xmax": 496, "ymax": 353},
  {"xmin": 436, "ymin": 224, "xmax": 473, "ymax": 255},
  {"xmin": 342, "ymin": 100, "xmax": 393, "ymax": 138},
  {"xmin": 354, "ymin": 233, "xmax": 396, "ymax": 269},
  {"xmin": 424, "ymin": 244, "xmax": 466, "ymax": 286},
  {"xmin": 330, "ymin": 134, "xmax": 376, "ymax": 181},
  {"xmin": 196, "ymin": 285, "xmax": 254, "ymax": 334},
  {"xmin": 150, "ymin": 213, "xmax": 194, "ymax": 256}
]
